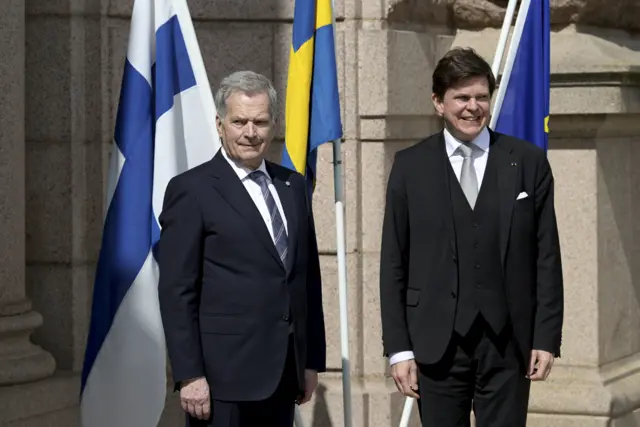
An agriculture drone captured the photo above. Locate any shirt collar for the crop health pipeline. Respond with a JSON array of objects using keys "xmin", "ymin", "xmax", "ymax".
[
  {"xmin": 444, "ymin": 126, "xmax": 490, "ymax": 158},
  {"xmin": 221, "ymin": 147, "xmax": 269, "ymax": 181}
]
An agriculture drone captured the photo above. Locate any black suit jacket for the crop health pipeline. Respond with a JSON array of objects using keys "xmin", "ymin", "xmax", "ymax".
[
  {"xmin": 380, "ymin": 129, "xmax": 563, "ymax": 365},
  {"xmin": 158, "ymin": 150, "xmax": 326, "ymax": 402}
]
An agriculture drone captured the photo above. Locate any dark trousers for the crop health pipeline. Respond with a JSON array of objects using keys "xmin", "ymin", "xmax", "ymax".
[
  {"xmin": 417, "ymin": 317, "xmax": 531, "ymax": 427},
  {"xmin": 187, "ymin": 338, "xmax": 301, "ymax": 427}
]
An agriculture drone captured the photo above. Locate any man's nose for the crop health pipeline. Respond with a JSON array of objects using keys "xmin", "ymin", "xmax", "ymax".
[
  {"xmin": 467, "ymin": 98, "xmax": 479, "ymax": 111},
  {"xmin": 244, "ymin": 122, "xmax": 257, "ymax": 138}
]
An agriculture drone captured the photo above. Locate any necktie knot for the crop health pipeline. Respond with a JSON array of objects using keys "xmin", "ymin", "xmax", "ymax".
[
  {"xmin": 249, "ymin": 171, "xmax": 271, "ymax": 194},
  {"xmin": 456, "ymin": 142, "xmax": 475, "ymax": 159},
  {"xmin": 249, "ymin": 170, "xmax": 267, "ymax": 184}
]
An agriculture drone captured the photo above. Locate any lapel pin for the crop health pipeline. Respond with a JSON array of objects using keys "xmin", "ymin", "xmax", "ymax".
[{"xmin": 285, "ymin": 181, "xmax": 290, "ymax": 186}]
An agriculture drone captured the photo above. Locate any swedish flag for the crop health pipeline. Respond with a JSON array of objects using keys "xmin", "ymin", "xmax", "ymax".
[
  {"xmin": 281, "ymin": 0, "xmax": 343, "ymax": 191},
  {"xmin": 494, "ymin": 0, "xmax": 550, "ymax": 151}
]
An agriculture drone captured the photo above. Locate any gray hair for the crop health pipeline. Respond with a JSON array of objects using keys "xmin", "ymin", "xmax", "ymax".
[{"xmin": 214, "ymin": 71, "xmax": 278, "ymax": 121}]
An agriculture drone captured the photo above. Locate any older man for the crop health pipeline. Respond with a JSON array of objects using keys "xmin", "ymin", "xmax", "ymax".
[{"xmin": 158, "ymin": 71, "xmax": 326, "ymax": 427}]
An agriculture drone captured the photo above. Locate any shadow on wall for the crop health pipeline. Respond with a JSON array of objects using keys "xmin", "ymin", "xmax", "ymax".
[
  {"xmin": 311, "ymin": 383, "xmax": 333, "ymax": 427},
  {"xmin": 574, "ymin": 25, "xmax": 640, "ymax": 52},
  {"xmin": 592, "ymin": 1, "xmax": 640, "ymax": 360},
  {"xmin": 544, "ymin": 21, "xmax": 640, "ymax": 345},
  {"xmin": 590, "ymin": 53, "xmax": 640, "ymax": 365}
]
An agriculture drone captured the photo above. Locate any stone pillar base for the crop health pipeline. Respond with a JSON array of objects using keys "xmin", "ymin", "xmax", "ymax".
[
  {"xmin": 527, "ymin": 355, "xmax": 640, "ymax": 427},
  {"xmin": 0, "ymin": 299, "xmax": 56, "ymax": 385},
  {"xmin": 0, "ymin": 373, "xmax": 78, "ymax": 426},
  {"xmin": 1, "ymin": 373, "xmax": 183, "ymax": 427}
]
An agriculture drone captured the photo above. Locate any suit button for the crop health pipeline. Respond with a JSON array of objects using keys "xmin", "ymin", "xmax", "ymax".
[
  {"xmin": 474, "ymin": 243, "xmax": 479, "ymax": 248},
  {"xmin": 475, "ymin": 264, "xmax": 480, "ymax": 269},
  {"xmin": 451, "ymin": 292, "xmax": 457, "ymax": 299},
  {"xmin": 473, "ymin": 222, "xmax": 478, "ymax": 228},
  {"xmin": 282, "ymin": 314, "xmax": 290, "ymax": 321}
]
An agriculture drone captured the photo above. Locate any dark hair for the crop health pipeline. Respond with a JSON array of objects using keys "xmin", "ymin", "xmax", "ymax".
[{"xmin": 432, "ymin": 47, "xmax": 496, "ymax": 100}]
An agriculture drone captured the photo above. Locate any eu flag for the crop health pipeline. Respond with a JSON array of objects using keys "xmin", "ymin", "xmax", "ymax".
[
  {"xmin": 281, "ymin": 0, "xmax": 343, "ymax": 193},
  {"xmin": 494, "ymin": 0, "xmax": 550, "ymax": 151}
]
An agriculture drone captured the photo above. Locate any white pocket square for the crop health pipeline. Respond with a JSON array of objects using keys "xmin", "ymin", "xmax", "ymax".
[{"xmin": 516, "ymin": 191, "xmax": 528, "ymax": 200}]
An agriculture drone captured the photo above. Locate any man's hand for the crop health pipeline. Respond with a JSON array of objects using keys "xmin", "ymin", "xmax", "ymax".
[
  {"xmin": 299, "ymin": 369, "xmax": 319, "ymax": 404},
  {"xmin": 391, "ymin": 359, "xmax": 419, "ymax": 398},
  {"xmin": 528, "ymin": 350, "xmax": 554, "ymax": 381},
  {"xmin": 180, "ymin": 377, "xmax": 210, "ymax": 420}
]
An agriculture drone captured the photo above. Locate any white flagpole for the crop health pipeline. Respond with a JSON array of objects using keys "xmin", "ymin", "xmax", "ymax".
[
  {"xmin": 396, "ymin": 1, "xmax": 527, "ymax": 426},
  {"xmin": 491, "ymin": 0, "xmax": 519, "ymax": 77},
  {"xmin": 333, "ymin": 140, "xmax": 353, "ymax": 427},
  {"xmin": 490, "ymin": 0, "xmax": 532, "ymax": 128},
  {"xmin": 398, "ymin": 396, "xmax": 415, "ymax": 427},
  {"xmin": 330, "ymin": 0, "xmax": 354, "ymax": 425}
]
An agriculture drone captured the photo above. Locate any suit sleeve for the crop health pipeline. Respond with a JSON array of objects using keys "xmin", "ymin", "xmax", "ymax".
[
  {"xmin": 303, "ymin": 180, "xmax": 327, "ymax": 372},
  {"xmin": 158, "ymin": 177, "xmax": 206, "ymax": 385},
  {"xmin": 379, "ymin": 154, "xmax": 412, "ymax": 355},
  {"xmin": 533, "ymin": 154, "xmax": 564, "ymax": 357}
]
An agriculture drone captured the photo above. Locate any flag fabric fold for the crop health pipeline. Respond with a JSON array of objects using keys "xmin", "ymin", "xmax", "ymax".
[
  {"xmin": 281, "ymin": 0, "xmax": 343, "ymax": 191},
  {"xmin": 80, "ymin": 1, "xmax": 219, "ymax": 425},
  {"xmin": 494, "ymin": 0, "xmax": 550, "ymax": 151}
]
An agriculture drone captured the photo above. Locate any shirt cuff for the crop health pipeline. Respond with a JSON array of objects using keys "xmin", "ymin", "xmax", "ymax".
[{"xmin": 389, "ymin": 351, "xmax": 415, "ymax": 366}]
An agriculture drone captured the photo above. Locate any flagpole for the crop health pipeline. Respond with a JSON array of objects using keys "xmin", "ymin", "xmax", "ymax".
[
  {"xmin": 332, "ymin": 136, "xmax": 353, "ymax": 427},
  {"xmin": 491, "ymin": 0, "xmax": 519, "ymax": 77},
  {"xmin": 490, "ymin": 0, "xmax": 532, "ymax": 128},
  {"xmin": 398, "ymin": 396, "xmax": 415, "ymax": 427},
  {"xmin": 329, "ymin": 0, "xmax": 353, "ymax": 425}
]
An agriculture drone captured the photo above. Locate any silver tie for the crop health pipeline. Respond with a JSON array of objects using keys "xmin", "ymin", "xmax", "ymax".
[{"xmin": 457, "ymin": 143, "xmax": 478, "ymax": 209}]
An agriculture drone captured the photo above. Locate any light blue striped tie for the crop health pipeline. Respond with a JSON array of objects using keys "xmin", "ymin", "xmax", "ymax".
[{"xmin": 249, "ymin": 171, "xmax": 288, "ymax": 265}]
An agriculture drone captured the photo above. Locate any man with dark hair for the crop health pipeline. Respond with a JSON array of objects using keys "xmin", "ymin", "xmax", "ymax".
[{"xmin": 379, "ymin": 47, "xmax": 564, "ymax": 426}]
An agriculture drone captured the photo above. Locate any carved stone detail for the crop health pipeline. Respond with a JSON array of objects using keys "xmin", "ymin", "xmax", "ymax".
[{"xmin": 386, "ymin": 0, "xmax": 640, "ymax": 32}]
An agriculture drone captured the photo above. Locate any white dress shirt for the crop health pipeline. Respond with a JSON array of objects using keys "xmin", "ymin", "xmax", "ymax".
[
  {"xmin": 388, "ymin": 126, "xmax": 491, "ymax": 366},
  {"xmin": 221, "ymin": 148, "xmax": 288, "ymax": 241}
]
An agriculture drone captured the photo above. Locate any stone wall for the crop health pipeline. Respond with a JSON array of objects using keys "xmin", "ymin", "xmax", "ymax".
[{"xmin": 1, "ymin": 0, "xmax": 640, "ymax": 426}]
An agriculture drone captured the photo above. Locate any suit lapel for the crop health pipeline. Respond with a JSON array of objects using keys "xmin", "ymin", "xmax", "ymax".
[
  {"xmin": 490, "ymin": 131, "xmax": 519, "ymax": 268},
  {"xmin": 209, "ymin": 152, "xmax": 285, "ymax": 270},
  {"xmin": 426, "ymin": 132, "xmax": 457, "ymax": 257},
  {"xmin": 267, "ymin": 163, "xmax": 299, "ymax": 274}
]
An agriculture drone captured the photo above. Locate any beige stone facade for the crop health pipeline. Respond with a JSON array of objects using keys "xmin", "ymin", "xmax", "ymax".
[{"xmin": 2, "ymin": 0, "xmax": 640, "ymax": 426}]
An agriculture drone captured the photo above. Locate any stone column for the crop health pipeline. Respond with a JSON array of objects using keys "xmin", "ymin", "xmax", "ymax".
[{"xmin": 0, "ymin": 0, "xmax": 55, "ymax": 385}]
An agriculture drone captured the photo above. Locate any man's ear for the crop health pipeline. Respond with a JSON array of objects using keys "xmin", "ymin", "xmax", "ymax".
[
  {"xmin": 216, "ymin": 114, "xmax": 223, "ymax": 134},
  {"xmin": 431, "ymin": 93, "xmax": 444, "ymax": 116}
]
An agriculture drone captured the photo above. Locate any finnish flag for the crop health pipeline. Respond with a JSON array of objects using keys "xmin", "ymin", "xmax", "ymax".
[{"xmin": 80, "ymin": 1, "xmax": 220, "ymax": 426}]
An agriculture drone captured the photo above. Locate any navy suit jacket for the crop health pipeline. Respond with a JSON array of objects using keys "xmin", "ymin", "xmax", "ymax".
[{"xmin": 158, "ymin": 150, "xmax": 326, "ymax": 402}]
